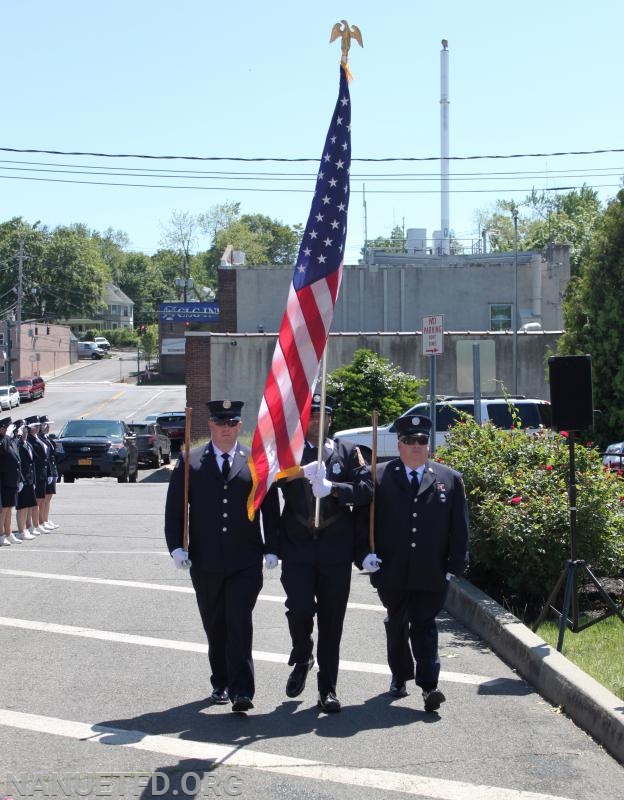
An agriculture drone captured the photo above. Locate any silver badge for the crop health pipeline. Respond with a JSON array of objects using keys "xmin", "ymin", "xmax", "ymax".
[
  {"xmin": 332, "ymin": 462, "xmax": 341, "ymax": 475},
  {"xmin": 412, "ymin": 416, "xmax": 420, "ymax": 426},
  {"xmin": 223, "ymin": 400, "xmax": 232, "ymax": 409},
  {"xmin": 312, "ymin": 393, "xmax": 321, "ymax": 404}
]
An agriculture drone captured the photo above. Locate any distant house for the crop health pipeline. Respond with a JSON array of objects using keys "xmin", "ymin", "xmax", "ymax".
[{"xmin": 63, "ymin": 283, "xmax": 134, "ymax": 334}]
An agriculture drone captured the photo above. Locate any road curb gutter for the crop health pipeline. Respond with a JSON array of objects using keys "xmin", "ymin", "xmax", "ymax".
[{"xmin": 445, "ymin": 577, "xmax": 624, "ymax": 765}]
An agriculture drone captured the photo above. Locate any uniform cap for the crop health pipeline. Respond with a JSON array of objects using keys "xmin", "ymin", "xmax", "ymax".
[
  {"xmin": 206, "ymin": 400, "xmax": 244, "ymax": 420},
  {"xmin": 310, "ymin": 393, "xmax": 335, "ymax": 414},
  {"xmin": 392, "ymin": 414, "xmax": 432, "ymax": 437}
]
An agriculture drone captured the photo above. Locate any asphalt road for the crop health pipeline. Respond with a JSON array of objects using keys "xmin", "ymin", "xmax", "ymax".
[
  {"xmin": 1, "ymin": 480, "xmax": 622, "ymax": 799},
  {"xmin": 19, "ymin": 352, "xmax": 187, "ymax": 434}
]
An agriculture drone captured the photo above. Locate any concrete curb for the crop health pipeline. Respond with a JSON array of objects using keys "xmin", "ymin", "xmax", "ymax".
[{"xmin": 445, "ymin": 577, "xmax": 624, "ymax": 765}]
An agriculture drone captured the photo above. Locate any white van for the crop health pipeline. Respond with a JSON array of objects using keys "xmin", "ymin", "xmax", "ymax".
[
  {"xmin": 333, "ymin": 397, "xmax": 552, "ymax": 460},
  {"xmin": 78, "ymin": 342, "xmax": 105, "ymax": 359}
]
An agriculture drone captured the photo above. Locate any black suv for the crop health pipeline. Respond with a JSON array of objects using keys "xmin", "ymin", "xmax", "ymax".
[{"xmin": 54, "ymin": 419, "xmax": 139, "ymax": 483}]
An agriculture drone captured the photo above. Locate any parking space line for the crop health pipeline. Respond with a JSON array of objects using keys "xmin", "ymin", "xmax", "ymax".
[
  {"xmin": 0, "ymin": 708, "xmax": 572, "ymax": 800},
  {"xmin": 0, "ymin": 616, "xmax": 519, "ymax": 687}
]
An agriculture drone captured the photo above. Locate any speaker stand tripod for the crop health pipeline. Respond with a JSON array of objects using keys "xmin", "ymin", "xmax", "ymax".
[{"xmin": 533, "ymin": 431, "xmax": 624, "ymax": 651}]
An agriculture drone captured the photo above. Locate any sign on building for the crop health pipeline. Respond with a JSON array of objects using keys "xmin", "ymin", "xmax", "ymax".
[{"xmin": 160, "ymin": 302, "xmax": 219, "ymax": 323}]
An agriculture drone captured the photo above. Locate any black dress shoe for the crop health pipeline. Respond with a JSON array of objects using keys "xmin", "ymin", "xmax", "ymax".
[
  {"xmin": 388, "ymin": 678, "xmax": 408, "ymax": 698},
  {"xmin": 231, "ymin": 696, "xmax": 254, "ymax": 712},
  {"xmin": 423, "ymin": 688, "xmax": 446, "ymax": 712},
  {"xmin": 209, "ymin": 687, "xmax": 229, "ymax": 705},
  {"xmin": 317, "ymin": 691, "xmax": 341, "ymax": 713},
  {"xmin": 285, "ymin": 656, "xmax": 315, "ymax": 698}
]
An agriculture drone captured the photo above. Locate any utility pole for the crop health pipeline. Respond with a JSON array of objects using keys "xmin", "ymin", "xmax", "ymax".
[
  {"xmin": 16, "ymin": 238, "xmax": 24, "ymax": 379},
  {"xmin": 512, "ymin": 207, "xmax": 519, "ymax": 397}
]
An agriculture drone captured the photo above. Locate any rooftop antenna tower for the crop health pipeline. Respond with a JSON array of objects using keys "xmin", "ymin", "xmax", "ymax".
[{"xmin": 440, "ymin": 39, "xmax": 450, "ymax": 255}]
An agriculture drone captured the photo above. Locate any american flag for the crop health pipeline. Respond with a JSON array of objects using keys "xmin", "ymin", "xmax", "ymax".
[{"xmin": 247, "ymin": 64, "xmax": 352, "ymax": 519}]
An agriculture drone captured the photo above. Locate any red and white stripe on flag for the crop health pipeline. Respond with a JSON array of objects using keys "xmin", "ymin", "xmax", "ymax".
[{"xmin": 247, "ymin": 65, "xmax": 352, "ymax": 519}]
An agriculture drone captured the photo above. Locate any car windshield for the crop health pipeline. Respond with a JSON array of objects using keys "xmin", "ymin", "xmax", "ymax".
[
  {"xmin": 128, "ymin": 424, "xmax": 149, "ymax": 434},
  {"xmin": 14, "ymin": 380, "xmax": 31, "ymax": 387},
  {"xmin": 157, "ymin": 414, "xmax": 185, "ymax": 424},
  {"xmin": 0, "ymin": 389, "xmax": 9, "ymax": 395},
  {"xmin": 61, "ymin": 420, "xmax": 124, "ymax": 438}
]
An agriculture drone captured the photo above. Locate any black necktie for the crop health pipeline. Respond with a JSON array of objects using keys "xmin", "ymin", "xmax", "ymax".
[
  {"xmin": 221, "ymin": 453, "xmax": 230, "ymax": 479},
  {"xmin": 410, "ymin": 469, "xmax": 420, "ymax": 493}
]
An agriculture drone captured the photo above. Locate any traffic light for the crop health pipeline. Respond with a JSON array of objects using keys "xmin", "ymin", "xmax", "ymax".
[
  {"xmin": 139, "ymin": 323, "xmax": 146, "ymax": 334},
  {"xmin": 184, "ymin": 321, "xmax": 191, "ymax": 329}
]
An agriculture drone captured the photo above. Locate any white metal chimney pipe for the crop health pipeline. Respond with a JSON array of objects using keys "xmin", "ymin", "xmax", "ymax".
[{"xmin": 440, "ymin": 39, "xmax": 450, "ymax": 256}]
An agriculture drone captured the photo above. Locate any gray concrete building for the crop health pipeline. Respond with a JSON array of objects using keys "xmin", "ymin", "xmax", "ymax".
[{"xmin": 218, "ymin": 244, "xmax": 570, "ymax": 335}]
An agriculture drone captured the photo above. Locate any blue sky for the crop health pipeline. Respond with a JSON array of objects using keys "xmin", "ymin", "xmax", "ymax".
[{"xmin": 2, "ymin": 1, "xmax": 623, "ymax": 263}]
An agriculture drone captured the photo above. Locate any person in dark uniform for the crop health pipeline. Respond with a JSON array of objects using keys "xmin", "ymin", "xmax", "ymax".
[
  {"xmin": 164, "ymin": 400, "xmax": 279, "ymax": 713},
  {"xmin": 0, "ymin": 417, "xmax": 24, "ymax": 544},
  {"xmin": 356, "ymin": 414, "xmax": 469, "ymax": 713},
  {"xmin": 37, "ymin": 415, "xmax": 60, "ymax": 531},
  {"xmin": 265, "ymin": 394, "xmax": 372, "ymax": 713},
  {"xmin": 26, "ymin": 415, "xmax": 49, "ymax": 535},
  {"xmin": 13, "ymin": 419, "xmax": 39, "ymax": 540}
]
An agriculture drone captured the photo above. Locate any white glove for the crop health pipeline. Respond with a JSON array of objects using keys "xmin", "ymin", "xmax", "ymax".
[
  {"xmin": 18, "ymin": 482, "xmax": 24, "ymax": 493},
  {"xmin": 171, "ymin": 547, "xmax": 191, "ymax": 569},
  {"xmin": 47, "ymin": 476, "xmax": 53, "ymax": 484},
  {"xmin": 362, "ymin": 553, "xmax": 382, "ymax": 572},
  {"xmin": 264, "ymin": 553, "xmax": 279, "ymax": 569},
  {"xmin": 311, "ymin": 475, "xmax": 332, "ymax": 498},
  {"xmin": 302, "ymin": 461, "xmax": 326, "ymax": 481},
  {"xmin": 446, "ymin": 572, "xmax": 455, "ymax": 581}
]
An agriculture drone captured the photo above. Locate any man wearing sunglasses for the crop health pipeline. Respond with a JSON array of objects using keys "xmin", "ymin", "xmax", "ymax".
[
  {"xmin": 356, "ymin": 414, "xmax": 469, "ymax": 713},
  {"xmin": 165, "ymin": 399, "xmax": 279, "ymax": 714}
]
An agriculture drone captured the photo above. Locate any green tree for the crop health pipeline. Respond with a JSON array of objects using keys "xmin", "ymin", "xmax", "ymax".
[
  {"xmin": 327, "ymin": 349, "xmax": 427, "ymax": 433},
  {"xmin": 558, "ymin": 189, "xmax": 624, "ymax": 445},
  {"xmin": 362, "ymin": 225, "xmax": 405, "ymax": 258}
]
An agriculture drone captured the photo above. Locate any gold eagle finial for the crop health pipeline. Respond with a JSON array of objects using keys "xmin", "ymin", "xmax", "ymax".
[{"xmin": 329, "ymin": 20, "xmax": 363, "ymax": 67}]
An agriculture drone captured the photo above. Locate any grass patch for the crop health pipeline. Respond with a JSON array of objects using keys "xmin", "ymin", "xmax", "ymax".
[{"xmin": 538, "ymin": 615, "xmax": 624, "ymax": 700}]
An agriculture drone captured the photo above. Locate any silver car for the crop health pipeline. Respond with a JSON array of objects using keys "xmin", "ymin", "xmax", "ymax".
[{"xmin": 602, "ymin": 442, "xmax": 624, "ymax": 471}]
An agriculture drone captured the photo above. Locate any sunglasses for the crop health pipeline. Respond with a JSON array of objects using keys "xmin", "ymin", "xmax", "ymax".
[
  {"xmin": 399, "ymin": 434, "xmax": 430, "ymax": 446},
  {"xmin": 212, "ymin": 418, "xmax": 240, "ymax": 428}
]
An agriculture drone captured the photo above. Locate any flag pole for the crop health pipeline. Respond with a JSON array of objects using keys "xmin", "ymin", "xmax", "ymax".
[
  {"xmin": 369, "ymin": 409, "xmax": 378, "ymax": 552},
  {"xmin": 313, "ymin": 348, "xmax": 329, "ymax": 529},
  {"xmin": 182, "ymin": 406, "xmax": 193, "ymax": 552}
]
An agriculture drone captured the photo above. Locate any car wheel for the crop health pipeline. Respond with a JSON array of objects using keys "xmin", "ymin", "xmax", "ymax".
[
  {"xmin": 117, "ymin": 464, "xmax": 129, "ymax": 483},
  {"xmin": 64, "ymin": 474, "xmax": 75, "ymax": 483}
]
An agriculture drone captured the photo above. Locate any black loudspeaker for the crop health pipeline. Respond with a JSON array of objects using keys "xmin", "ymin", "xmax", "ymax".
[{"xmin": 548, "ymin": 355, "xmax": 593, "ymax": 431}]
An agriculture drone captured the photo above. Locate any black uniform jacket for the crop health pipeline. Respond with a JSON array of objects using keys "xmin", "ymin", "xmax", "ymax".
[
  {"xmin": 270, "ymin": 439, "xmax": 372, "ymax": 565},
  {"xmin": 28, "ymin": 432, "xmax": 48, "ymax": 485},
  {"xmin": 40, "ymin": 433, "xmax": 59, "ymax": 479},
  {"xmin": 356, "ymin": 459, "xmax": 469, "ymax": 593},
  {"xmin": 17, "ymin": 438, "xmax": 36, "ymax": 485},
  {"xmin": 0, "ymin": 434, "xmax": 23, "ymax": 489},
  {"xmin": 164, "ymin": 441, "xmax": 280, "ymax": 572}
]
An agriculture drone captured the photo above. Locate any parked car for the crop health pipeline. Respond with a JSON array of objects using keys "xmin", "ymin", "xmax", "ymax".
[
  {"xmin": 128, "ymin": 422, "xmax": 172, "ymax": 468},
  {"xmin": 78, "ymin": 341, "xmax": 106, "ymax": 359},
  {"xmin": 0, "ymin": 385, "xmax": 20, "ymax": 409},
  {"xmin": 602, "ymin": 442, "xmax": 624, "ymax": 471},
  {"xmin": 94, "ymin": 336, "xmax": 111, "ymax": 351},
  {"xmin": 155, "ymin": 412, "xmax": 186, "ymax": 449},
  {"xmin": 54, "ymin": 419, "xmax": 139, "ymax": 483},
  {"xmin": 14, "ymin": 376, "xmax": 45, "ymax": 402},
  {"xmin": 333, "ymin": 397, "xmax": 553, "ymax": 460}
]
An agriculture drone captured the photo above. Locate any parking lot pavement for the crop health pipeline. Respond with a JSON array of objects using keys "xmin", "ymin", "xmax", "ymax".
[{"xmin": 1, "ymin": 482, "xmax": 622, "ymax": 800}]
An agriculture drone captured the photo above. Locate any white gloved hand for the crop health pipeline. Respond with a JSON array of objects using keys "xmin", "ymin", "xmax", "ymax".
[
  {"xmin": 171, "ymin": 547, "xmax": 191, "ymax": 569},
  {"xmin": 264, "ymin": 553, "xmax": 279, "ymax": 569},
  {"xmin": 302, "ymin": 461, "xmax": 326, "ymax": 481},
  {"xmin": 445, "ymin": 572, "xmax": 455, "ymax": 581},
  {"xmin": 18, "ymin": 481, "xmax": 24, "ymax": 493},
  {"xmin": 47, "ymin": 476, "xmax": 53, "ymax": 484},
  {"xmin": 362, "ymin": 553, "xmax": 382, "ymax": 572},
  {"xmin": 311, "ymin": 476, "xmax": 332, "ymax": 498}
]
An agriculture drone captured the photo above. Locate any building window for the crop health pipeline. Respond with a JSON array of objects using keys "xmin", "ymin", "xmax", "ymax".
[
  {"xmin": 490, "ymin": 304, "xmax": 512, "ymax": 331},
  {"xmin": 0, "ymin": 333, "xmax": 4, "ymax": 345}
]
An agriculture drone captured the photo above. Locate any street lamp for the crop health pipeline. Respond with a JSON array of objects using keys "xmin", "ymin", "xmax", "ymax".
[{"xmin": 512, "ymin": 206, "xmax": 519, "ymax": 397}]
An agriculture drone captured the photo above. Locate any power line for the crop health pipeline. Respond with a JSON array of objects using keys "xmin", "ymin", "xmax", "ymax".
[{"xmin": 2, "ymin": 145, "xmax": 624, "ymax": 162}]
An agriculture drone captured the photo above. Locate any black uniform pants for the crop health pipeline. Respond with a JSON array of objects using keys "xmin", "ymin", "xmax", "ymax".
[
  {"xmin": 190, "ymin": 563, "xmax": 262, "ymax": 699},
  {"xmin": 376, "ymin": 585, "xmax": 448, "ymax": 692},
  {"xmin": 280, "ymin": 560, "xmax": 352, "ymax": 695}
]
